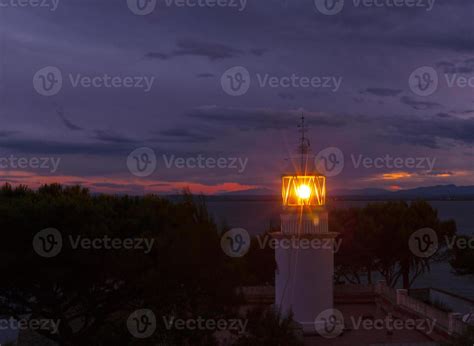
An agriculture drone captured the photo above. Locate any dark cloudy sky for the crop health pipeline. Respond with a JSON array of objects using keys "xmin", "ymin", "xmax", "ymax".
[{"xmin": 0, "ymin": 0, "xmax": 473, "ymax": 194}]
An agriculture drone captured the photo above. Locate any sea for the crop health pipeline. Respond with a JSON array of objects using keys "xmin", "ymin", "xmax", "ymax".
[{"xmin": 206, "ymin": 199, "xmax": 474, "ymax": 300}]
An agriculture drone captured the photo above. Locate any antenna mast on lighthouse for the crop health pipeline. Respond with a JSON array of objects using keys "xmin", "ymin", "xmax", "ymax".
[{"xmin": 297, "ymin": 114, "xmax": 310, "ymax": 173}]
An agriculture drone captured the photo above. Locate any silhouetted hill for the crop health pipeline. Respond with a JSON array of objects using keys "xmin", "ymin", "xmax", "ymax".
[
  {"xmin": 333, "ymin": 185, "xmax": 474, "ymax": 200},
  {"xmin": 213, "ymin": 185, "xmax": 474, "ymax": 201}
]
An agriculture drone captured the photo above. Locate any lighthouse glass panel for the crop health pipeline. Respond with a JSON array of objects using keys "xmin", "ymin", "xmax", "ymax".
[{"xmin": 282, "ymin": 175, "xmax": 326, "ymax": 206}]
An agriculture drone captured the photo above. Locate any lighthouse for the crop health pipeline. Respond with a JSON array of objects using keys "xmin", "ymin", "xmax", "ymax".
[{"xmin": 273, "ymin": 116, "xmax": 338, "ymax": 334}]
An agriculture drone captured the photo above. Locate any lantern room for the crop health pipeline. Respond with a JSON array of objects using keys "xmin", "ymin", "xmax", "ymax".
[{"xmin": 282, "ymin": 175, "xmax": 326, "ymax": 207}]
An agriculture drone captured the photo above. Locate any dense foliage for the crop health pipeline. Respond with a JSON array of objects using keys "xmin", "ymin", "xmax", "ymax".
[
  {"xmin": 450, "ymin": 235, "xmax": 474, "ymax": 275},
  {"xmin": 0, "ymin": 184, "xmax": 467, "ymax": 345},
  {"xmin": 330, "ymin": 200, "xmax": 457, "ymax": 288},
  {"xmin": 0, "ymin": 183, "xmax": 279, "ymax": 345}
]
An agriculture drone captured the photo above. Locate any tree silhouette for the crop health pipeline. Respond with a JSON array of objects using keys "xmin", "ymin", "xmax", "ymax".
[
  {"xmin": 332, "ymin": 201, "xmax": 456, "ymax": 289},
  {"xmin": 0, "ymin": 184, "xmax": 273, "ymax": 345},
  {"xmin": 450, "ymin": 235, "xmax": 474, "ymax": 275}
]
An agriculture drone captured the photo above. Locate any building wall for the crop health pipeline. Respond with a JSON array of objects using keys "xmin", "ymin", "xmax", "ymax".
[{"xmin": 275, "ymin": 241, "xmax": 334, "ymax": 330}]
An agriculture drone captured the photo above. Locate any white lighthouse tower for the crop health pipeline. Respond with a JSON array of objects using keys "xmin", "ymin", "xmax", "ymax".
[{"xmin": 273, "ymin": 116, "xmax": 338, "ymax": 334}]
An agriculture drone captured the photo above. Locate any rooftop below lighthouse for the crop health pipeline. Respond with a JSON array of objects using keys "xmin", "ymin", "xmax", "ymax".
[{"xmin": 238, "ymin": 282, "xmax": 473, "ymax": 345}]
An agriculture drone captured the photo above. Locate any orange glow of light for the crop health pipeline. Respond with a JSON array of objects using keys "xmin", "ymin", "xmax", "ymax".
[
  {"xmin": 282, "ymin": 175, "xmax": 325, "ymax": 207},
  {"xmin": 432, "ymin": 173, "xmax": 452, "ymax": 178},
  {"xmin": 0, "ymin": 170, "xmax": 258, "ymax": 195},
  {"xmin": 382, "ymin": 172, "xmax": 412, "ymax": 180},
  {"xmin": 296, "ymin": 184, "xmax": 311, "ymax": 199}
]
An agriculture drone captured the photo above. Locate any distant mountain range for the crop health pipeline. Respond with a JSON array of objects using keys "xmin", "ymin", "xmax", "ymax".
[
  {"xmin": 218, "ymin": 185, "xmax": 474, "ymax": 200},
  {"xmin": 332, "ymin": 185, "xmax": 474, "ymax": 199},
  {"xmin": 220, "ymin": 188, "xmax": 275, "ymax": 196}
]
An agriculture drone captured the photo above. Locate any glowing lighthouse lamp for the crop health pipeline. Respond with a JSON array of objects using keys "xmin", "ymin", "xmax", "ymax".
[
  {"xmin": 273, "ymin": 117, "xmax": 337, "ymax": 335},
  {"xmin": 282, "ymin": 175, "xmax": 326, "ymax": 206},
  {"xmin": 297, "ymin": 184, "xmax": 311, "ymax": 199},
  {"xmin": 280, "ymin": 174, "xmax": 328, "ymax": 234}
]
